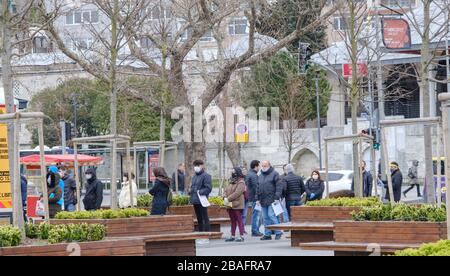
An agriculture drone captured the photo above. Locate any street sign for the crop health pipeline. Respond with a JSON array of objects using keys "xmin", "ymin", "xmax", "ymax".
[
  {"xmin": 235, "ymin": 123, "xmax": 249, "ymax": 143},
  {"xmin": 342, "ymin": 63, "xmax": 368, "ymax": 78},
  {"xmin": 0, "ymin": 106, "xmax": 11, "ymax": 210}
]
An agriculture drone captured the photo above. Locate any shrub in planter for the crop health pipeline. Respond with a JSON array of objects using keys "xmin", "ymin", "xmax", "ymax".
[
  {"xmin": 352, "ymin": 204, "xmax": 447, "ymax": 222},
  {"xmin": 306, "ymin": 197, "xmax": 381, "ymax": 207},
  {"xmin": 137, "ymin": 194, "xmax": 153, "ymax": 208},
  {"xmin": 395, "ymin": 240, "xmax": 450, "ymax": 256},
  {"xmin": 172, "ymin": 195, "xmax": 190, "ymax": 206},
  {"xmin": 209, "ymin": 197, "xmax": 225, "ymax": 207},
  {"xmin": 47, "ymin": 224, "xmax": 106, "ymax": 244},
  {"xmin": 55, "ymin": 208, "xmax": 149, "ymax": 220},
  {"xmin": 0, "ymin": 226, "xmax": 22, "ymax": 248}
]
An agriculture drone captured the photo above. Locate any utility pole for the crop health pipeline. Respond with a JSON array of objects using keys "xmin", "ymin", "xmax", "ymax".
[{"xmin": 314, "ymin": 77, "xmax": 323, "ymax": 170}]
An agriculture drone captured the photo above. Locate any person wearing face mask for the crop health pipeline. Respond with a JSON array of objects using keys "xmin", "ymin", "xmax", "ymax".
[
  {"xmin": 247, "ymin": 160, "xmax": 263, "ymax": 237},
  {"xmin": 82, "ymin": 168, "xmax": 104, "ymax": 211},
  {"xmin": 223, "ymin": 167, "xmax": 246, "ymax": 242},
  {"xmin": 46, "ymin": 166, "xmax": 63, "ymax": 218},
  {"xmin": 385, "ymin": 162, "xmax": 403, "ymax": 203},
  {"xmin": 257, "ymin": 160, "xmax": 283, "ymax": 241},
  {"xmin": 59, "ymin": 167, "xmax": 77, "ymax": 212},
  {"xmin": 189, "ymin": 160, "xmax": 212, "ymax": 232},
  {"xmin": 305, "ymin": 170, "xmax": 324, "ymax": 201},
  {"xmin": 119, "ymin": 172, "xmax": 138, "ymax": 209}
]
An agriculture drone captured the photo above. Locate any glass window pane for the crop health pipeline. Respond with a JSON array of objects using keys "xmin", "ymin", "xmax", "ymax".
[
  {"xmin": 66, "ymin": 13, "xmax": 74, "ymax": 25},
  {"xmin": 83, "ymin": 11, "xmax": 90, "ymax": 23},
  {"xmin": 74, "ymin": 12, "xmax": 82, "ymax": 24},
  {"xmin": 91, "ymin": 11, "xmax": 99, "ymax": 23},
  {"xmin": 152, "ymin": 6, "xmax": 160, "ymax": 20}
]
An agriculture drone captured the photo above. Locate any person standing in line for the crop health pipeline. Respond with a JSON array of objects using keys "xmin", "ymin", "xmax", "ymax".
[
  {"xmin": 278, "ymin": 165, "xmax": 290, "ymax": 223},
  {"xmin": 385, "ymin": 162, "xmax": 403, "ymax": 203},
  {"xmin": 247, "ymin": 160, "xmax": 264, "ymax": 237},
  {"xmin": 283, "ymin": 164, "xmax": 306, "ymax": 220},
  {"xmin": 224, "ymin": 167, "xmax": 246, "ymax": 242},
  {"xmin": 150, "ymin": 168, "xmax": 171, "ymax": 215},
  {"xmin": 82, "ymin": 168, "xmax": 103, "ymax": 211},
  {"xmin": 351, "ymin": 161, "xmax": 374, "ymax": 197},
  {"xmin": 171, "ymin": 163, "xmax": 186, "ymax": 196},
  {"xmin": 119, "ymin": 172, "xmax": 138, "ymax": 209},
  {"xmin": 21, "ymin": 174, "xmax": 28, "ymax": 221},
  {"xmin": 46, "ymin": 167, "xmax": 63, "ymax": 218},
  {"xmin": 59, "ymin": 167, "xmax": 77, "ymax": 212},
  {"xmin": 258, "ymin": 161, "xmax": 283, "ymax": 241},
  {"xmin": 404, "ymin": 160, "xmax": 422, "ymax": 198},
  {"xmin": 189, "ymin": 160, "xmax": 212, "ymax": 232},
  {"xmin": 305, "ymin": 170, "xmax": 325, "ymax": 201}
]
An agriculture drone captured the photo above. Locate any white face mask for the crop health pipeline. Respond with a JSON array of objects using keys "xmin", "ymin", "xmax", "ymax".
[
  {"xmin": 261, "ymin": 167, "xmax": 269, "ymax": 173},
  {"xmin": 123, "ymin": 177, "xmax": 128, "ymax": 182},
  {"xmin": 194, "ymin": 166, "xmax": 202, "ymax": 173},
  {"xmin": 312, "ymin": 175, "xmax": 319, "ymax": 180},
  {"xmin": 47, "ymin": 177, "xmax": 51, "ymax": 184},
  {"xmin": 85, "ymin": 174, "xmax": 92, "ymax": 180}
]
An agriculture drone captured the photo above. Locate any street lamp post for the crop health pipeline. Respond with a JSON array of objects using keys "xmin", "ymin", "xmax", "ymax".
[{"xmin": 314, "ymin": 77, "xmax": 323, "ymax": 170}]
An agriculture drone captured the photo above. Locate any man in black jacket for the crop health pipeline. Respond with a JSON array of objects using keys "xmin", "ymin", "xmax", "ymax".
[
  {"xmin": 351, "ymin": 161, "xmax": 374, "ymax": 197},
  {"xmin": 60, "ymin": 167, "xmax": 77, "ymax": 212},
  {"xmin": 385, "ymin": 162, "xmax": 403, "ymax": 203},
  {"xmin": 283, "ymin": 164, "xmax": 305, "ymax": 220},
  {"xmin": 189, "ymin": 160, "xmax": 212, "ymax": 232},
  {"xmin": 82, "ymin": 168, "xmax": 103, "ymax": 211},
  {"xmin": 257, "ymin": 160, "xmax": 283, "ymax": 241},
  {"xmin": 246, "ymin": 160, "xmax": 263, "ymax": 237},
  {"xmin": 171, "ymin": 163, "xmax": 186, "ymax": 195}
]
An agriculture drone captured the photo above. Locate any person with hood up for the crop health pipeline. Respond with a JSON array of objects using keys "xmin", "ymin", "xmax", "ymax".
[
  {"xmin": 385, "ymin": 162, "xmax": 403, "ymax": 203},
  {"xmin": 119, "ymin": 172, "xmax": 138, "ymax": 209},
  {"xmin": 150, "ymin": 168, "xmax": 171, "ymax": 215},
  {"xmin": 257, "ymin": 160, "xmax": 283, "ymax": 241},
  {"xmin": 223, "ymin": 167, "xmax": 246, "ymax": 242},
  {"xmin": 82, "ymin": 168, "xmax": 103, "ymax": 211},
  {"xmin": 46, "ymin": 166, "xmax": 63, "ymax": 218}
]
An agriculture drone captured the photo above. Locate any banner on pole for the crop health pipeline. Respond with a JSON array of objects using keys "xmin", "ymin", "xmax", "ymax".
[{"xmin": 0, "ymin": 106, "xmax": 12, "ymax": 209}]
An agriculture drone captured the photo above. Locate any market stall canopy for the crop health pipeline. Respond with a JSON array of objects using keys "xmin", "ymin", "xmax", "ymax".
[{"xmin": 20, "ymin": 154, "xmax": 103, "ymax": 167}]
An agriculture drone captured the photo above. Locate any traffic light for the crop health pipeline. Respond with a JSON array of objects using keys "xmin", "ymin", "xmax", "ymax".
[
  {"xmin": 362, "ymin": 128, "xmax": 381, "ymax": 150},
  {"xmin": 65, "ymin": 122, "xmax": 72, "ymax": 141}
]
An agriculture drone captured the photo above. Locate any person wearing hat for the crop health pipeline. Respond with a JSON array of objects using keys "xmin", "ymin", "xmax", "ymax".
[
  {"xmin": 385, "ymin": 162, "xmax": 403, "ymax": 202},
  {"xmin": 223, "ymin": 167, "xmax": 246, "ymax": 242}
]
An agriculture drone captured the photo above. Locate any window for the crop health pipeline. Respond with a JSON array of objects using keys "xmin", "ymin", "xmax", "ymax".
[
  {"xmin": 333, "ymin": 17, "xmax": 348, "ymax": 31},
  {"xmin": 200, "ymin": 29, "xmax": 213, "ymax": 42},
  {"xmin": 33, "ymin": 37, "xmax": 49, "ymax": 53},
  {"xmin": 228, "ymin": 18, "xmax": 248, "ymax": 35},
  {"xmin": 145, "ymin": 6, "xmax": 172, "ymax": 20},
  {"xmin": 66, "ymin": 10, "xmax": 99, "ymax": 25},
  {"xmin": 327, "ymin": 173, "xmax": 344, "ymax": 182},
  {"xmin": 66, "ymin": 38, "xmax": 93, "ymax": 51},
  {"xmin": 140, "ymin": 37, "xmax": 154, "ymax": 49},
  {"xmin": 381, "ymin": 0, "xmax": 415, "ymax": 9}
]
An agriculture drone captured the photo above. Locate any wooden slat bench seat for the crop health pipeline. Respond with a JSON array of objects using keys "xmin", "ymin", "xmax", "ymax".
[
  {"xmin": 267, "ymin": 222, "xmax": 334, "ymax": 247},
  {"xmin": 299, "ymin": 241, "xmax": 421, "ymax": 256}
]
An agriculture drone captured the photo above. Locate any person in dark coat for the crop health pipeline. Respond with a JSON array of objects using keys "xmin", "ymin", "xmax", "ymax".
[
  {"xmin": 385, "ymin": 162, "xmax": 403, "ymax": 203},
  {"xmin": 189, "ymin": 160, "xmax": 212, "ymax": 232},
  {"xmin": 150, "ymin": 167, "xmax": 171, "ymax": 215},
  {"xmin": 60, "ymin": 167, "xmax": 77, "ymax": 212},
  {"xmin": 282, "ymin": 164, "xmax": 306, "ymax": 220},
  {"xmin": 351, "ymin": 161, "xmax": 374, "ymax": 197},
  {"xmin": 404, "ymin": 160, "xmax": 421, "ymax": 198},
  {"xmin": 246, "ymin": 160, "xmax": 263, "ymax": 237},
  {"xmin": 305, "ymin": 170, "xmax": 325, "ymax": 201},
  {"xmin": 171, "ymin": 163, "xmax": 186, "ymax": 195},
  {"xmin": 46, "ymin": 168, "xmax": 62, "ymax": 218},
  {"xmin": 21, "ymin": 174, "xmax": 28, "ymax": 221},
  {"xmin": 82, "ymin": 168, "xmax": 103, "ymax": 211},
  {"xmin": 257, "ymin": 160, "xmax": 283, "ymax": 241}
]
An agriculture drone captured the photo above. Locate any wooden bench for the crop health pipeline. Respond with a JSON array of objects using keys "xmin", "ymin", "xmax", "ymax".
[
  {"xmin": 268, "ymin": 222, "xmax": 334, "ymax": 247},
  {"xmin": 266, "ymin": 206, "xmax": 360, "ymax": 246},
  {"xmin": 299, "ymin": 220, "xmax": 447, "ymax": 256},
  {"xmin": 299, "ymin": 241, "xmax": 421, "ymax": 256},
  {"xmin": 194, "ymin": 217, "xmax": 229, "ymax": 234}
]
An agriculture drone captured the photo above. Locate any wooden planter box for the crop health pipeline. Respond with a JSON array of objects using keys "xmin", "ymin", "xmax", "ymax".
[
  {"xmin": 334, "ymin": 221, "xmax": 448, "ymax": 244},
  {"xmin": 167, "ymin": 205, "xmax": 252, "ymax": 224},
  {"xmin": 291, "ymin": 206, "xmax": 361, "ymax": 223},
  {"xmin": 48, "ymin": 215, "xmax": 194, "ymax": 238},
  {"xmin": 0, "ymin": 238, "xmax": 145, "ymax": 256}
]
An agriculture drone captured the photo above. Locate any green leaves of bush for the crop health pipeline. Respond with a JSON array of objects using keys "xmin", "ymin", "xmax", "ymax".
[
  {"xmin": 172, "ymin": 195, "xmax": 190, "ymax": 206},
  {"xmin": 25, "ymin": 223, "xmax": 106, "ymax": 245},
  {"xmin": 138, "ymin": 194, "xmax": 226, "ymax": 207},
  {"xmin": 306, "ymin": 197, "xmax": 381, "ymax": 207},
  {"xmin": 55, "ymin": 208, "xmax": 149, "ymax": 220},
  {"xmin": 208, "ymin": 197, "xmax": 225, "ymax": 207},
  {"xmin": 137, "ymin": 194, "xmax": 153, "ymax": 208},
  {"xmin": 352, "ymin": 204, "xmax": 447, "ymax": 222},
  {"xmin": 0, "ymin": 226, "xmax": 22, "ymax": 248},
  {"xmin": 395, "ymin": 240, "xmax": 450, "ymax": 256}
]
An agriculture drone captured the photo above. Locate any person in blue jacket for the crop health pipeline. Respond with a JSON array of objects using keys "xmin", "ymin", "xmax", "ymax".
[{"xmin": 49, "ymin": 166, "xmax": 64, "ymax": 208}]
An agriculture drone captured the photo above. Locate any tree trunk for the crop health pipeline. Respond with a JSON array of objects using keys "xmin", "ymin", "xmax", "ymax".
[{"xmin": 225, "ymin": 143, "xmax": 241, "ymax": 167}]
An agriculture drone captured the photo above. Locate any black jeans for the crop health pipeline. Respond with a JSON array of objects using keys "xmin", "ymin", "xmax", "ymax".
[
  {"xmin": 193, "ymin": 204, "xmax": 210, "ymax": 232},
  {"xmin": 404, "ymin": 184, "xmax": 422, "ymax": 197}
]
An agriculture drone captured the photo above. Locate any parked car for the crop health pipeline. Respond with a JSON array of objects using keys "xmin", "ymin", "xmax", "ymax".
[{"xmin": 318, "ymin": 170, "xmax": 354, "ymax": 195}]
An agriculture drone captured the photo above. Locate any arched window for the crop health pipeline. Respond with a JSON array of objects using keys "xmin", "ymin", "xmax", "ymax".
[{"xmin": 33, "ymin": 36, "xmax": 49, "ymax": 53}]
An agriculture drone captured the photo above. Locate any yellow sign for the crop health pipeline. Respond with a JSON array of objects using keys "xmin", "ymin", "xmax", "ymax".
[
  {"xmin": 235, "ymin": 123, "xmax": 249, "ymax": 143},
  {"xmin": 0, "ymin": 106, "xmax": 11, "ymax": 209}
]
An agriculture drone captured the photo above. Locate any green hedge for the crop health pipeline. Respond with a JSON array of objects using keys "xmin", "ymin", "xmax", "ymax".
[
  {"xmin": 55, "ymin": 208, "xmax": 149, "ymax": 220},
  {"xmin": 137, "ymin": 194, "xmax": 153, "ymax": 208},
  {"xmin": 306, "ymin": 197, "xmax": 381, "ymax": 207},
  {"xmin": 138, "ymin": 194, "xmax": 226, "ymax": 207},
  {"xmin": 0, "ymin": 226, "xmax": 22, "ymax": 248},
  {"xmin": 352, "ymin": 204, "xmax": 447, "ymax": 222},
  {"xmin": 395, "ymin": 240, "xmax": 450, "ymax": 256},
  {"xmin": 26, "ymin": 223, "xmax": 106, "ymax": 244}
]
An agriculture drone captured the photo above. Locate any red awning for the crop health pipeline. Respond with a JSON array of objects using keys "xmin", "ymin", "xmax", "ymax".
[{"xmin": 20, "ymin": 154, "xmax": 103, "ymax": 167}]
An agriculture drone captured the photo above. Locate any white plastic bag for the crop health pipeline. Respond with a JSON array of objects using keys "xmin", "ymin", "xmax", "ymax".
[
  {"xmin": 198, "ymin": 191, "xmax": 211, "ymax": 208},
  {"xmin": 271, "ymin": 200, "xmax": 284, "ymax": 216}
]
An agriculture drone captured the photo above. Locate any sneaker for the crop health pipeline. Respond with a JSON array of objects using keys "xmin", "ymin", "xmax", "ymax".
[
  {"xmin": 235, "ymin": 237, "xmax": 244, "ymax": 242},
  {"xmin": 260, "ymin": 235, "xmax": 272, "ymax": 241},
  {"xmin": 225, "ymin": 237, "xmax": 235, "ymax": 242},
  {"xmin": 252, "ymin": 232, "xmax": 264, "ymax": 237},
  {"xmin": 275, "ymin": 234, "xmax": 283, "ymax": 240}
]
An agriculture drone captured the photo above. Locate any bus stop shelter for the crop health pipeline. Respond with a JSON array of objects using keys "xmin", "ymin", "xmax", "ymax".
[{"xmin": 72, "ymin": 135, "xmax": 132, "ymax": 210}]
